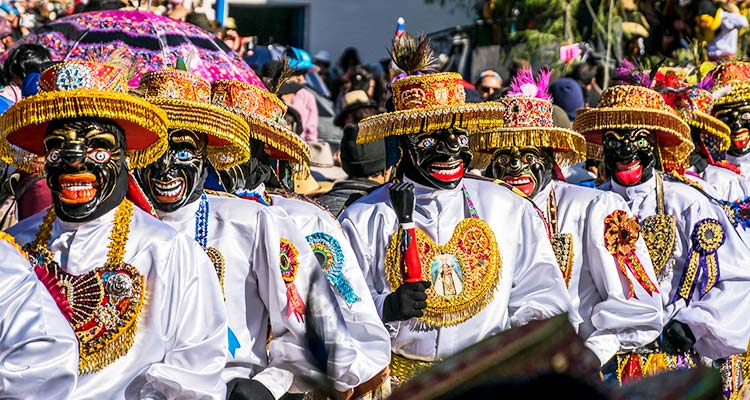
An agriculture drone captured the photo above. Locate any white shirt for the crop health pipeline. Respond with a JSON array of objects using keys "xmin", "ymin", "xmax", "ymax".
[
  {"xmin": 607, "ymin": 174, "xmax": 750, "ymax": 359},
  {"xmin": 251, "ymin": 185, "xmax": 391, "ymax": 393},
  {"xmin": 690, "ymin": 164, "xmax": 750, "ymax": 201},
  {"xmin": 0, "ymin": 237, "xmax": 78, "ymax": 399},
  {"xmin": 533, "ymin": 180, "xmax": 663, "ymax": 365},
  {"xmin": 338, "ymin": 177, "xmax": 571, "ymax": 362},
  {"xmin": 8, "ymin": 204, "xmax": 228, "ymax": 399}
]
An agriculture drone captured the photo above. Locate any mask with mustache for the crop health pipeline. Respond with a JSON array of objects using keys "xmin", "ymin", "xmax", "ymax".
[
  {"xmin": 603, "ymin": 129, "xmax": 657, "ymax": 186},
  {"xmin": 714, "ymin": 103, "xmax": 750, "ymax": 156},
  {"xmin": 44, "ymin": 118, "xmax": 128, "ymax": 222},
  {"xmin": 487, "ymin": 146, "xmax": 553, "ymax": 197},
  {"xmin": 399, "ymin": 128, "xmax": 472, "ymax": 190},
  {"xmin": 137, "ymin": 129, "xmax": 208, "ymax": 212}
]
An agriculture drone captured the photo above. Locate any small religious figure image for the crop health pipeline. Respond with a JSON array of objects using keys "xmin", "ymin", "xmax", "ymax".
[{"xmin": 430, "ymin": 253, "xmax": 463, "ymax": 298}]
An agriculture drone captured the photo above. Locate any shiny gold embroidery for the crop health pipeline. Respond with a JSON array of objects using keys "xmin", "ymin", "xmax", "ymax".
[
  {"xmin": 385, "ymin": 218, "xmax": 501, "ymax": 327},
  {"xmin": 604, "ymin": 210, "xmax": 658, "ymax": 298},
  {"xmin": 28, "ymin": 200, "xmax": 144, "ymax": 374},
  {"xmin": 551, "ymin": 233, "xmax": 574, "ymax": 287},
  {"xmin": 205, "ymin": 246, "xmax": 225, "ymax": 292},
  {"xmin": 640, "ymin": 214, "xmax": 677, "ymax": 277},
  {"xmin": 390, "ymin": 353, "xmax": 434, "ymax": 386}
]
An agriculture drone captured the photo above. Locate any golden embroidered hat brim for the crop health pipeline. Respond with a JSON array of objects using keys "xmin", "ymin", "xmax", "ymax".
[
  {"xmin": 471, "ymin": 96, "xmax": 586, "ymax": 170},
  {"xmin": 211, "ymin": 79, "xmax": 310, "ymax": 167},
  {"xmin": 0, "ymin": 61, "xmax": 168, "ymax": 173},
  {"xmin": 709, "ymin": 61, "xmax": 750, "ymax": 108},
  {"xmin": 357, "ymin": 72, "xmax": 506, "ymax": 144},
  {"xmin": 572, "ymin": 85, "xmax": 693, "ymax": 169},
  {"xmin": 140, "ymin": 69, "xmax": 250, "ymax": 170}
]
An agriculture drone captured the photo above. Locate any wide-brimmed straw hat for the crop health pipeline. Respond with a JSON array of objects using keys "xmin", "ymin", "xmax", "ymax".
[
  {"xmin": 0, "ymin": 61, "xmax": 169, "ymax": 172},
  {"xmin": 211, "ymin": 79, "xmax": 310, "ymax": 169},
  {"xmin": 139, "ymin": 69, "xmax": 250, "ymax": 170},
  {"xmin": 572, "ymin": 85, "xmax": 693, "ymax": 170}
]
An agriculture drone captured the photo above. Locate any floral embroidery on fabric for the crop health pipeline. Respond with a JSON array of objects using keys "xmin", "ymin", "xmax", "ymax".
[
  {"xmin": 674, "ymin": 219, "xmax": 724, "ymax": 304},
  {"xmin": 305, "ymin": 232, "xmax": 360, "ymax": 304},
  {"xmin": 719, "ymin": 197, "xmax": 750, "ymax": 230},
  {"xmin": 280, "ymin": 238, "xmax": 306, "ymax": 322},
  {"xmin": 604, "ymin": 210, "xmax": 658, "ymax": 298},
  {"xmin": 385, "ymin": 218, "xmax": 501, "ymax": 327}
]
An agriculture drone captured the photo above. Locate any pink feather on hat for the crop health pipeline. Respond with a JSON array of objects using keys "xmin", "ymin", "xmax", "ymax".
[{"xmin": 508, "ymin": 67, "xmax": 552, "ymax": 101}]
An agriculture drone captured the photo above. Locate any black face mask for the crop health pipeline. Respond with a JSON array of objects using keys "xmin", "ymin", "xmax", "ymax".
[
  {"xmin": 399, "ymin": 128, "xmax": 472, "ymax": 190},
  {"xmin": 136, "ymin": 129, "xmax": 208, "ymax": 213},
  {"xmin": 714, "ymin": 103, "xmax": 750, "ymax": 156},
  {"xmin": 217, "ymin": 139, "xmax": 283, "ymax": 193},
  {"xmin": 44, "ymin": 118, "xmax": 128, "ymax": 222},
  {"xmin": 602, "ymin": 129, "xmax": 657, "ymax": 186},
  {"xmin": 488, "ymin": 146, "xmax": 553, "ymax": 197}
]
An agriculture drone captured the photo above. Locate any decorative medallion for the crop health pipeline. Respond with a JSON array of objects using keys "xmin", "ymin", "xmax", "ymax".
[
  {"xmin": 280, "ymin": 238, "xmax": 306, "ymax": 322},
  {"xmin": 30, "ymin": 248, "xmax": 144, "ymax": 375},
  {"xmin": 674, "ymin": 219, "xmax": 724, "ymax": 304},
  {"xmin": 55, "ymin": 63, "xmax": 93, "ymax": 91},
  {"xmin": 719, "ymin": 197, "xmax": 750, "ymax": 230},
  {"xmin": 640, "ymin": 214, "xmax": 677, "ymax": 278},
  {"xmin": 385, "ymin": 218, "xmax": 501, "ymax": 327},
  {"xmin": 604, "ymin": 210, "xmax": 658, "ymax": 298},
  {"xmin": 305, "ymin": 232, "xmax": 360, "ymax": 305},
  {"xmin": 551, "ymin": 233, "xmax": 574, "ymax": 287}
]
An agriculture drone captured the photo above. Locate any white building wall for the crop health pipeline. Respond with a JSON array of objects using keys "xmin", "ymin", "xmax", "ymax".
[{"xmin": 229, "ymin": 0, "xmax": 473, "ymax": 63}]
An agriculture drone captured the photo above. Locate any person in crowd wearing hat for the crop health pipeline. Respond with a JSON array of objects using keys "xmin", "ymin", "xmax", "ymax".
[
  {"xmin": 334, "ymin": 89, "xmax": 379, "ymax": 129},
  {"xmin": 711, "ymin": 62, "xmax": 750, "ymax": 176},
  {"xmin": 473, "ymin": 67, "xmax": 663, "ymax": 367},
  {"xmin": 309, "ymin": 142, "xmax": 348, "ymax": 185},
  {"xmin": 210, "ymin": 79, "xmax": 393, "ymax": 399},
  {"xmin": 338, "ymin": 33, "xmax": 570, "ymax": 385},
  {"xmin": 3, "ymin": 61, "xmax": 228, "ymax": 398},
  {"xmin": 475, "ymin": 69, "xmax": 504, "ymax": 101},
  {"xmin": 572, "ymin": 78, "xmax": 750, "ymax": 392},
  {"xmin": 550, "ymin": 77, "xmax": 585, "ymax": 124},
  {"xmin": 0, "ymin": 232, "xmax": 78, "ymax": 398},
  {"xmin": 286, "ymin": 47, "xmax": 320, "ymax": 143},
  {"xmin": 317, "ymin": 126, "xmax": 390, "ymax": 216}
]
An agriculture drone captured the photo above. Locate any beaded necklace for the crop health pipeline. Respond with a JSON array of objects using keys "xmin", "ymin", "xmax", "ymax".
[
  {"xmin": 28, "ymin": 200, "xmax": 145, "ymax": 374},
  {"xmin": 194, "ymin": 192, "xmax": 226, "ymax": 291}
]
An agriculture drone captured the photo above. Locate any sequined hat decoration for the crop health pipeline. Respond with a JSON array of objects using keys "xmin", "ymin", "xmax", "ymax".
[
  {"xmin": 140, "ymin": 69, "xmax": 250, "ymax": 170},
  {"xmin": 708, "ymin": 61, "xmax": 750, "ymax": 108},
  {"xmin": 356, "ymin": 32, "xmax": 506, "ymax": 144},
  {"xmin": 0, "ymin": 61, "xmax": 169, "ymax": 173},
  {"xmin": 472, "ymin": 67, "xmax": 586, "ymax": 170}
]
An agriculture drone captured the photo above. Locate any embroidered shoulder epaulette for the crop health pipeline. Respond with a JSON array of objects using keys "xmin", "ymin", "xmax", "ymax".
[{"xmin": 203, "ymin": 189, "xmax": 238, "ymax": 198}]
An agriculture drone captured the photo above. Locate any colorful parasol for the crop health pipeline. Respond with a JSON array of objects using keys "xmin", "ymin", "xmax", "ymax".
[{"xmin": 9, "ymin": 10, "xmax": 264, "ymax": 88}]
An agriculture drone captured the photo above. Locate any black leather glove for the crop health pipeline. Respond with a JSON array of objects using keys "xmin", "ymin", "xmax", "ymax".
[
  {"xmin": 382, "ymin": 281, "xmax": 431, "ymax": 323},
  {"xmin": 390, "ymin": 181, "xmax": 415, "ymax": 224},
  {"xmin": 227, "ymin": 378, "xmax": 276, "ymax": 400},
  {"xmin": 660, "ymin": 320, "xmax": 696, "ymax": 354}
]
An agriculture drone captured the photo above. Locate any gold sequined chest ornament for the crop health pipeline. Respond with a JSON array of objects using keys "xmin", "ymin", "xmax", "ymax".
[{"xmin": 28, "ymin": 200, "xmax": 145, "ymax": 374}]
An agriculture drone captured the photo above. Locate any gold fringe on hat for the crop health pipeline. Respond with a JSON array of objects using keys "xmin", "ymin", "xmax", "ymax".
[
  {"xmin": 0, "ymin": 89, "xmax": 168, "ymax": 173},
  {"xmin": 684, "ymin": 110, "xmax": 731, "ymax": 152},
  {"xmin": 357, "ymin": 103, "xmax": 507, "ymax": 144},
  {"xmin": 147, "ymin": 98, "xmax": 250, "ymax": 170},
  {"xmin": 471, "ymin": 127, "xmax": 587, "ymax": 169},
  {"xmin": 573, "ymin": 107, "xmax": 693, "ymax": 169},
  {"xmin": 713, "ymin": 81, "xmax": 750, "ymax": 108}
]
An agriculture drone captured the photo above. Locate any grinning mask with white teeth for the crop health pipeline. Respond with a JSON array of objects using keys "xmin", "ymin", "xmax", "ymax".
[
  {"xmin": 44, "ymin": 118, "xmax": 128, "ymax": 222},
  {"xmin": 714, "ymin": 102, "xmax": 750, "ymax": 156},
  {"xmin": 399, "ymin": 127, "xmax": 472, "ymax": 190},
  {"xmin": 137, "ymin": 129, "xmax": 208, "ymax": 213},
  {"xmin": 603, "ymin": 129, "xmax": 657, "ymax": 187},
  {"xmin": 488, "ymin": 146, "xmax": 553, "ymax": 197}
]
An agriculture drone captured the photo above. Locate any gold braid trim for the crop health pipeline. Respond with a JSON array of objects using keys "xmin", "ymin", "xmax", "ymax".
[
  {"xmin": 148, "ymin": 98, "xmax": 251, "ymax": 170},
  {"xmin": 106, "ymin": 200, "xmax": 132, "ymax": 264},
  {"xmin": 684, "ymin": 112, "xmax": 731, "ymax": 152},
  {"xmin": 471, "ymin": 127, "xmax": 587, "ymax": 168},
  {"xmin": 357, "ymin": 103, "xmax": 507, "ymax": 144},
  {"xmin": 0, "ymin": 89, "xmax": 169, "ymax": 171},
  {"xmin": 390, "ymin": 353, "xmax": 433, "ymax": 384}
]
